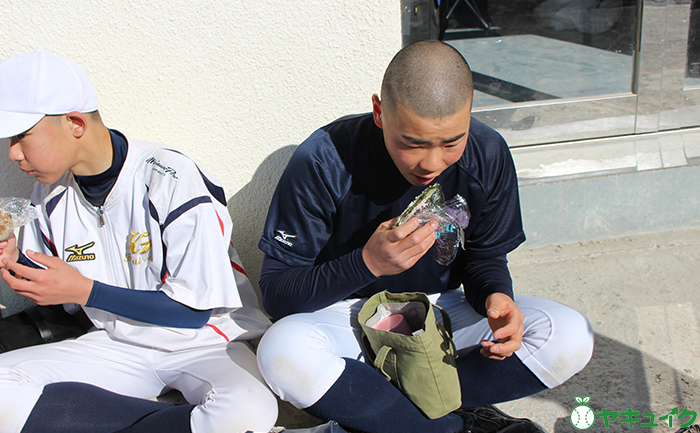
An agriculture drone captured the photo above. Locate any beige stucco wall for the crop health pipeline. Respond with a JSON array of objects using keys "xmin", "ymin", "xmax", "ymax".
[{"xmin": 0, "ymin": 0, "xmax": 402, "ymax": 316}]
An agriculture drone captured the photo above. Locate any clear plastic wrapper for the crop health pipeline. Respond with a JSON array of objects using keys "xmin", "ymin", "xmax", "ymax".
[
  {"xmin": 394, "ymin": 184, "xmax": 470, "ymax": 266},
  {"xmin": 0, "ymin": 197, "xmax": 40, "ymax": 241}
]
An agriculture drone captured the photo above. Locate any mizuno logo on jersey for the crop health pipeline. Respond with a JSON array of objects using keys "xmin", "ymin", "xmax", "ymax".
[
  {"xmin": 65, "ymin": 242, "xmax": 96, "ymax": 262},
  {"xmin": 274, "ymin": 230, "xmax": 297, "ymax": 247}
]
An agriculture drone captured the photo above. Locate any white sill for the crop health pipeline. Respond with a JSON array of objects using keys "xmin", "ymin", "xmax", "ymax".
[{"xmin": 512, "ymin": 127, "xmax": 700, "ymax": 185}]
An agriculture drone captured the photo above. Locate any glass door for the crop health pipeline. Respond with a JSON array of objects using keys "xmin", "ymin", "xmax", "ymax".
[{"xmin": 402, "ymin": 0, "xmax": 699, "ymax": 147}]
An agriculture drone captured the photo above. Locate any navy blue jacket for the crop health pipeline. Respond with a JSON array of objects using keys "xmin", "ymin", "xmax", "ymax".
[{"xmin": 259, "ymin": 113, "xmax": 525, "ymax": 319}]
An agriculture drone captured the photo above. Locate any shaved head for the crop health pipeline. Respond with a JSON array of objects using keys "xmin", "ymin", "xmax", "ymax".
[{"xmin": 381, "ymin": 41, "xmax": 473, "ymax": 119}]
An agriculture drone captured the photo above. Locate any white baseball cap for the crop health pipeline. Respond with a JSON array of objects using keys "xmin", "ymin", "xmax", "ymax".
[{"xmin": 0, "ymin": 49, "xmax": 98, "ymax": 139}]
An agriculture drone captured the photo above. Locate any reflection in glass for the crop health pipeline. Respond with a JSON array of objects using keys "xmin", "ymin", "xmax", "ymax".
[{"xmin": 437, "ymin": 0, "xmax": 638, "ymax": 108}]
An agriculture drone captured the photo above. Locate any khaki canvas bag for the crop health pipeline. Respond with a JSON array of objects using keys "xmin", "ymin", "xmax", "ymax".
[{"xmin": 358, "ymin": 291, "xmax": 461, "ymax": 419}]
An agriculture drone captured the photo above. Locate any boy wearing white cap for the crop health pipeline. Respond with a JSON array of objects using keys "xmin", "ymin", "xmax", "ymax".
[{"xmin": 0, "ymin": 50, "xmax": 277, "ymax": 433}]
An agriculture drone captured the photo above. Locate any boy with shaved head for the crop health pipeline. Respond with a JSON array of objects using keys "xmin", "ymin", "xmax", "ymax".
[{"xmin": 256, "ymin": 41, "xmax": 594, "ymax": 433}]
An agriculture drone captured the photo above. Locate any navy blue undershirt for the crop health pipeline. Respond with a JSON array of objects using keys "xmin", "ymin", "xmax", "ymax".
[
  {"xmin": 19, "ymin": 130, "xmax": 210, "ymax": 328},
  {"xmin": 73, "ymin": 130, "xmax": 128, "ymax": 208}
]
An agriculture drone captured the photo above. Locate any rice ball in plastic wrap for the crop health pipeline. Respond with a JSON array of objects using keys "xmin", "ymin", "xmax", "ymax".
[
  {"xmin": 393, "ymin": 184, "xmax": 470, "ymax": 266},
  {"xmin": 0, "ymin": 197, "xmax": 39, "ymax": 241}
]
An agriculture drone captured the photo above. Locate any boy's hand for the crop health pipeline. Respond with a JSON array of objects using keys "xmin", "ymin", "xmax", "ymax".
[
  {"xmin": 362, "ymin": 217, "xmax": 438, "ymax": 277},
  {"xmin": 0, "ymin": 235, "xmax": 20, "ymax": 267},
  {"xmin": 1, "ymin": 250, "xmax": 93, "ymax": 305},
  {"xmin": 480, "ymin": 292, "xmax": 525, "ymax": 360}
]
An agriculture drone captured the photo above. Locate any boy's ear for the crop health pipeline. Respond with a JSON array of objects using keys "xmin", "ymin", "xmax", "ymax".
[
  {"xmin": 65, "ymin": 112, "xmax": 88, "ymax": 139},
  {"xmin": 372, "ymin": 94, "xmax": 384, "ymax": 129}
]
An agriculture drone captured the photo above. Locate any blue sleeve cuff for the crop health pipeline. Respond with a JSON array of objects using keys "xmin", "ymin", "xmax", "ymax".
[
  {"xmin": 86, "ymin": 281, "xmax": 212, "ymax": 328},
  {"xmin": 461, "ymin": 255, "xmax": 513, "ymax": 317},
  {"xmin": 17, "ymin": 250, "xmax": 43, "ymax": 269}
]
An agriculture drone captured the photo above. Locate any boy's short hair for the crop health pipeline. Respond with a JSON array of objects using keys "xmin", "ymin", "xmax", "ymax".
[{"xmin": 381, "ymin": 41, "xmax": 473, "ymax": 119}]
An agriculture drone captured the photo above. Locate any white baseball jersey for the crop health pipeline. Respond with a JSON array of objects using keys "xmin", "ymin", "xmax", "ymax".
[{"xmin": 20, "ymin": 136, "xmax": 270, "ymax": 351}]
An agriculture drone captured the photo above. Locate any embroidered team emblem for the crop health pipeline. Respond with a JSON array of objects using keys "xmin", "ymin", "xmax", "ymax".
[
  {"xmin": 274, "ymin": 230, "xmax": 297, "ymax": 247},
  {"xmin": 129, "ymin": 232, "xmax": 152, "ymax": 255},
  {"xmin": 65, "ymin": 242, "xmax": 96, "ymax": 262},
  {"xmin": 126, "ymin": 232, "xmax": 153, "ymax": 265}
]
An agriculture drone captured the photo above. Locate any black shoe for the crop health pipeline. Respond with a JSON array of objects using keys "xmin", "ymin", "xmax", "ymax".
[{"xmin": 455, "ymin": 405, "xmax": 547, "ymax": 433}]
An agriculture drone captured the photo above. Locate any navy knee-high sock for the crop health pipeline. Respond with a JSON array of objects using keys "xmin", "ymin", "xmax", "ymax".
[
  {"xmin": 21, "ymin": 382, "xmax": 195, "ymax": 433},
  {"xmin": 456, "ymin": 347, "xmax": 547, "ymax": 408},
  {"xmin": 304, "ymin": 358, "xmax": 463, "ymax": 433},
  {"xmin": 114, "ymin": 404, "xmax": 194, "ymax": 433}
]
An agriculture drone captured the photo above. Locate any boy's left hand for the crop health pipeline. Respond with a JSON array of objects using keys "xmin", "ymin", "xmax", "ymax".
[
  {"xmin": 480, "ymin": 292, "xmax": 525, "ymax": 360},
  {"xmin": 1, "ymin": 250, "xmax": 93, "ymax": 305}
]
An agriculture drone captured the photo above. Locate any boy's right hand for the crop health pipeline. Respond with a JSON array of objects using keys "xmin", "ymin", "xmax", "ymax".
[
  {"xmin": 362, "ymin": 217, "xmax": 438, "ymax": 277},
  {"xmin": 0, "ymin": 234, "xmax": 19, "ymax": 268},
  {"xmin": 1, "ymin": 250, "xmax": 93, "ymax": 306}
]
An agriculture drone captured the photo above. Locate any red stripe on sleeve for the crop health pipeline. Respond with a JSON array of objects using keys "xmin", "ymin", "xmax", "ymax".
[
  {"xmin": 216, "ymin": 211, "xmax": 224, "ymax": 236},
  {"xmin": 43, "ymin": 234, "xmax": 58, "ymax": 256},
  {"xmin": 230, "ymin": 261, "xmax": 247, "ymax": 277},
  {"xmin": 206, "ymin": 324, "xmax": 230, "ymax": 342}
]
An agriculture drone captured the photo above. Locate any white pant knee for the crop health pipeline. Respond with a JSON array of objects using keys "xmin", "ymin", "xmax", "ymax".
[
  {"xmin": 190, "ymin": 384, "xmax": 278, "ymax": 433},
  {"xmin": 515, "ymin": 296, "xmax": 594, "ymax": 388},
  {"xmin": 257, "ymin": 315, "xmax": 351, "ymax": 409}
]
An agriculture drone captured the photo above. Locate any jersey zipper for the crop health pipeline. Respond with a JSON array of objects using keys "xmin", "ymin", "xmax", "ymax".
[{"xmin": 94, "ymin": 204, "xmax": 124, "ymax": 286}]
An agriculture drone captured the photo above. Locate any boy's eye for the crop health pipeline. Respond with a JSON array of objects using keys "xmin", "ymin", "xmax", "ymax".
[{"xmin": 15, "ymin": 133, "xmax": 26, "ymax": 140}]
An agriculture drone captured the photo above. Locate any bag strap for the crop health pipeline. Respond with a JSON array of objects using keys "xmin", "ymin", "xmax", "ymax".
[
  {"xmin": 432, "ymin": 303, "xmax": 458, "ymax": 357},
  {"xmin": 432, "ymin": 303, "xmax": 453, "ymax": 337},
  {"xmin": 361, "ymin": 333, "xmax": 376, "ymax": 363},
  {"xmin": 436, "ymin": 321, "xmax": 458, "ymax": 357},
  {"xmin": 22, "ymin": 306, "xmax": 56, "ymax": 344},
  {"xmin": 374, "ymin": 345, "xmax": 395, "ymax": 381}
]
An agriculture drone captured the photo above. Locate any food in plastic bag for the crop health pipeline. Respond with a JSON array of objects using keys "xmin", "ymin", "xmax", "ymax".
[
  {"xmin": 0, "ymin": 197, "xmax": 40, "ymax": 241},
  {"xmin": 394, "ymin": 184, "xmax": 470, "ymax": 266}
]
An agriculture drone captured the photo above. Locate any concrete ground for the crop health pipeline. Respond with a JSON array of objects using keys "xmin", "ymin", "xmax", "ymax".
[
  {"xmin": 273, "ymin": 226, "xmax": 700, "ymax": 432},
  {"xmin": 497, "ymin": 226, "xmax": 700, "ymax": 433}
]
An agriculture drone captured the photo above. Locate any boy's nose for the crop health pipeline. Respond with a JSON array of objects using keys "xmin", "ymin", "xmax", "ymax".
[
  {"xmin": 8, "ymin": 143, "xmax": 23, "ymax": 162},
  {"xmin": 419, "ymin": 149, "xmax": 442, "ymax": 174}
]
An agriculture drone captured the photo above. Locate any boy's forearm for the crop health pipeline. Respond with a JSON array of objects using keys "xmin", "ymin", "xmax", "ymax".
[
  {"xmin": 259, "ymin": 249, "xmax": 378, "ymax": 320},
  {"xmin": 86, "ymin": 281, "xmax": 212, "ymax": 328},
  {"xmin": 461, "ymin": 255, "xmax": 514, "ymax": 317}
]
